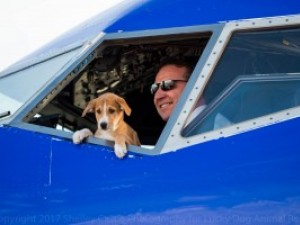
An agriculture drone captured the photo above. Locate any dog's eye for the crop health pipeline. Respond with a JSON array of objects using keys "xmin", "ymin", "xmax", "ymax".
[
  {"xmin": 96, "ymin": 109, "xmax": 101, "ymax": 114},
  {"xmin": 108, "ymin": 108, "xmax": 115, "ymax": 114}
]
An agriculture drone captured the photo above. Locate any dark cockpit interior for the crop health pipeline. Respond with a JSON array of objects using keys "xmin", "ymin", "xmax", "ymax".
[{"xmin": 28, "ymin": 33, "xmax": 210, "ymax": 145}]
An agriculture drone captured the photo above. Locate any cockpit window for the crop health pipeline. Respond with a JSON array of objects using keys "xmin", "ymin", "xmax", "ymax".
[
  {"xmin": 183, "ymin": 74, "xmax": 300, "ymax": 135},
  {"xmin": 183, "ymin": 26, "xmax": 300, "ymax": 136},
  {"xmin": 25, "ymin": 32, "xmax": 211, "ymax": 146}
]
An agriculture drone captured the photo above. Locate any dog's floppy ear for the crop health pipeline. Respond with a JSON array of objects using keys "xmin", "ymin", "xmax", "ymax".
[
  {"xmin": 116, "ymin": 96, "xmax": 132, "ymax": 116},
  {"xmin": 82, "ymin": 99, "xmax": 97, "ymax": 117}
]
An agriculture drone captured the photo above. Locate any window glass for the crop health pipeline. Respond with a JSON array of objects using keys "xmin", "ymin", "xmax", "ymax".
[
  {"xmin": 0, "ymin": 49, "xmax": 80, "ymax": 116},
  {"xmin": 183, "ymin": 27, "xmax": 300, "ymax": 136},
  {"xmin": 183, "ymin": 74, "xmax": 300, "ymax": 135}
]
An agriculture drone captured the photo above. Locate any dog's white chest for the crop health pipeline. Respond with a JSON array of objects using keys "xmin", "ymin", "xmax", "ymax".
[{"xmin": 95, "ymin": 131, "xmax": 114, "ymax": 142}]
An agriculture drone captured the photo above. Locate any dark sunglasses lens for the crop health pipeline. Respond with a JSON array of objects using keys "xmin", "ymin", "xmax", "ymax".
[
  {"xmin": 151, "ymin": 83, "xmax": 159, "ymax": 94},
  {"xmin": 161, "ymin": 80, "xmax": 175, "ymax": 91}
]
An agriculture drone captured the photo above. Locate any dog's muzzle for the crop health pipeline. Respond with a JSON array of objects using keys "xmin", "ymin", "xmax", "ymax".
[{"xmin": 100, "ymin": 122, "xmax": 107, "ymax": 130}]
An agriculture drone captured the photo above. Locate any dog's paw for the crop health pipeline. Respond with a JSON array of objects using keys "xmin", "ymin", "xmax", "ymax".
[
  {"xmin": 72, "ymin": 128, "xmax": 93, "ymax": 144},
  {"xmin": 114, "ymin": 143, "xmax": 127, "ymax": 159}
]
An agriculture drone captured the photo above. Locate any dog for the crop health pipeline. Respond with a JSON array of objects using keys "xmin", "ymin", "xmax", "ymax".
[{"xmin": 72, "ymin": 92, "xmax": 141, "ymax": 158}]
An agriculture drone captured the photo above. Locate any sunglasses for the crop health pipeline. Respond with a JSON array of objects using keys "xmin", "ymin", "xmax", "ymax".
[{"xmin": 150, "ymin": 79, "xmax": 187, "ymax": 94}]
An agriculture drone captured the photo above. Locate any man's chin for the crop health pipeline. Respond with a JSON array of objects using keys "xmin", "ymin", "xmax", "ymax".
[{"xmin": 159, "ymin": 112, "xmax": 171, "ymax": 121}]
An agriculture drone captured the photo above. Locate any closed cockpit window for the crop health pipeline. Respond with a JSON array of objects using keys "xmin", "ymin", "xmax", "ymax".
[{"xmin": 183, "ymin": 27, "xmax": 300, "ymax": 136}]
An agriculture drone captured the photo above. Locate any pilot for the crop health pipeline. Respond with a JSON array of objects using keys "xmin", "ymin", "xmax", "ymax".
[{"xmin": 151, "ymin": 57, "xmax": 230, "ymax": 129}]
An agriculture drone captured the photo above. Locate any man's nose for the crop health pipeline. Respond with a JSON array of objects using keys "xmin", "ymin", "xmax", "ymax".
[{"xmin": 154, "ymin": 87, "xmax": 165, "ymax": 99}]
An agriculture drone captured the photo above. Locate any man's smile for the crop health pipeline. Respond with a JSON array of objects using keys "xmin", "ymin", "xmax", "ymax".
[{"xmin": 159, "ymin": 102, "xmax": 173, "ymax": 109}]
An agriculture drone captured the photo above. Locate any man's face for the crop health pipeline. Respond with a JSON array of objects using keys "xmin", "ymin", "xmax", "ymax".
[{"xmin": 153, "ymin": 64, "xmax": 188, "ymax": 121}]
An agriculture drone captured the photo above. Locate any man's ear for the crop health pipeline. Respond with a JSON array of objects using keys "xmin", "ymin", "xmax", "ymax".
[
  {"xmin": 82, "ymin": 99, "xmax": 97, "ymax": 117},
  {"xmin": 116, "ymin": 96, "xmax": 132, "ymax": 116}
]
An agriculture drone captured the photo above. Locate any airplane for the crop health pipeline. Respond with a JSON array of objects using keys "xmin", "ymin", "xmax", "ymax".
[{"xmin": 0, "ymin": 0, "xmax": 300, "ymax": 224}]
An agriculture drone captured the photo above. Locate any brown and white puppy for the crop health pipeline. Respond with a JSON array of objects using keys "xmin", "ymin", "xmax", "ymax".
[{"xmin": 72, "ymin": 92, "xmax": 140, "ymax": 158}]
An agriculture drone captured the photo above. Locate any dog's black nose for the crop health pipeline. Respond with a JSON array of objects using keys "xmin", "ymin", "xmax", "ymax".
[{"xmin": 100, "ymin": 122, "xmax": 107, "ymax": 130}]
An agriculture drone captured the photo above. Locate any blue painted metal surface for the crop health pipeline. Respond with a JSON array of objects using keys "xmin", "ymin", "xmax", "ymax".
[
  {"xmin": 1, "ymin": 0, "xmax": 300, "ymax": 224},
  {"xmin": 105, "ymin": 0, "xmax": 300, "ymax": 32},
  {"xmin": 1, "ymin": 117, "xmax": 300, "ymax": 224}
]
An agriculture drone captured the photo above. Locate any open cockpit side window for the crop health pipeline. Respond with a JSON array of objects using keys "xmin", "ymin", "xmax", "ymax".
[
  {"xmin": 25, "ymin": 32, "xmax": 211, "ymax": 146},
  {"xmin": 183, "ymin": 26, "xmax": 300, "ymax": 136}
]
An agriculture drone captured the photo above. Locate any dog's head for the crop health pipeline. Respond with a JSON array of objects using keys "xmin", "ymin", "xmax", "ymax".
[{"xmin": 82, "ymin": 92, "xmax": 131, "ymax": 131}]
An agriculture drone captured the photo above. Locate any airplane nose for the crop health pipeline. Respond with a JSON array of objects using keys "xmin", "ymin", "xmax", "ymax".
[{"xmin": 100, "ymin": 122, "xmax": 107, "ymax": 130}]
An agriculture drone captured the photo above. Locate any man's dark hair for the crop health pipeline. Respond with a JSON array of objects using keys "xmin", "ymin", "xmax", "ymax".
[{"xmin": 156, "ymin": 57, "xmax": 197, "ymax": 80}]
